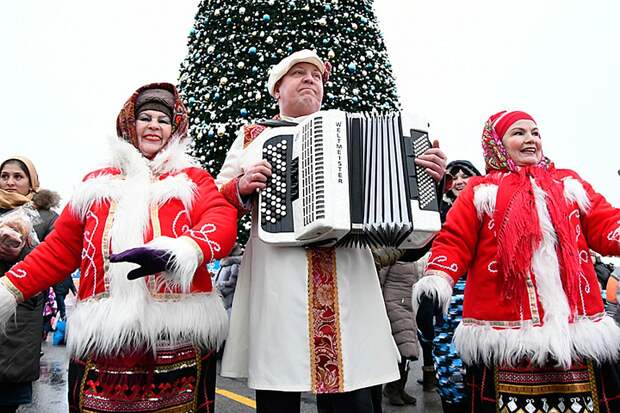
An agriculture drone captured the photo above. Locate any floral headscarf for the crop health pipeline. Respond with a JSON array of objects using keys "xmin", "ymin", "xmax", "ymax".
[
  {"xmin": 482, "ymin": 110, "xmax": 549, "ymax": 173},
  {"xmin": 115, "ymin": 83, "xmax": 189, "ymax": 151}
]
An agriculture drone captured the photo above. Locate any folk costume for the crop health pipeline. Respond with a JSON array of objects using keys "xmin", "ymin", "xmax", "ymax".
[
  {"xmin": 0, "ymin": 83, "xmax": 237, "ymax": 413},
  {"xmin": 217, "ymin": 116, "xmax": 400, "ymax": 396},
  {"xmin": 414, "ymin": 111, "xmax": 620, "ymax": 413}
]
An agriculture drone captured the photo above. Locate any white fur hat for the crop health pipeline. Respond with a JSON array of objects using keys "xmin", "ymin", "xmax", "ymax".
[{"xmin": 267, "ymin": 49, "xmax": 326, "ymax": 97}]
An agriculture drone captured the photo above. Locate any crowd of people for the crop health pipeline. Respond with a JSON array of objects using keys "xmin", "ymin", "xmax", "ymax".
[{"xmin": 0, "ymin": 48, "xmax": 618, "ymax": 413}]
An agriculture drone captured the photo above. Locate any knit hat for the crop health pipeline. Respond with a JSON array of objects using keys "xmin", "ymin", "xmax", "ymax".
[
  {"xmin": 135, "ymin": 88, "xmax": 175, "ymax": 120},
  {"xmin": 444, "ymin": 160, "xmax": 481, "ymax": 198},
  {"xmin": 267, "ymin": 49, "xmax": 330, "ymax": 97},
  {"xmin": 446, "ymin": 160, "xmax": 481, "ymax": 178}
]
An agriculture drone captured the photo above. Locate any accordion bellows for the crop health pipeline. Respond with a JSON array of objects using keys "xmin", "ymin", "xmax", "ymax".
[{"xmin": 248, "ymin": 110, "xmax": 441, "ymax": 248}]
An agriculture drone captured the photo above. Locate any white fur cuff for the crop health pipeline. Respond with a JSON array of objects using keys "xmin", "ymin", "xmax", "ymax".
[
  {"xmin": 0, "ymin": 281, "xmax": 18, "ymax": 334},
  {"xmin": 412, "ymin": 274, "xmax": 453, "ymax": 315},
  {"xmin": 146, "ymin": 236, "xmax": 203, "ymax": 293}
]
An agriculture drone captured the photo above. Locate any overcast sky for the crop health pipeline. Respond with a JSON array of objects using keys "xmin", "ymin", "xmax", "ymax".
[{"xmin": 1, "ymin": 1, "xmax": 618, "ymax": 212}]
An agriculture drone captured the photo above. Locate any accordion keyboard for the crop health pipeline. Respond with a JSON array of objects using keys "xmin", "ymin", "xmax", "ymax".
[
  {"xmin": 259, "ymin": 136, "xmax": 296, "ymax": 233},
  {"xmin": 412, "ymin": 137, "xmax": 437, "ymax": 210}
]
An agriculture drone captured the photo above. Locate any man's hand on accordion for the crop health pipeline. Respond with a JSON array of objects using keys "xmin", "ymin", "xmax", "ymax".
[
  {"xmin": 239, "ymin": 160, "xmax": 273, "ymax": 197},
  {"xmin": 415, "ymin": 140, "xmax": 447, "ymax": 182}
]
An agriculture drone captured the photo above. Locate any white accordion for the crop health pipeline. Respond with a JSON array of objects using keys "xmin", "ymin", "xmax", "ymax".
[{"xmin": 247, "ymin": 110, "xmax": 441, "ymax": 248}]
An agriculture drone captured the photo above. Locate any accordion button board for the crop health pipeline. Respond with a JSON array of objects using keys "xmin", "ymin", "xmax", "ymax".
[{"xmin": 260, "ymin": 136, "xmax": 296, "ymax": 233}]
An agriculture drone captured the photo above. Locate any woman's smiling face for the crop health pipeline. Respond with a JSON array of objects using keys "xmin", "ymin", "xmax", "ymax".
[{"xmin": 502, "ymin": 119, "xmax": 542, "ymax": 166}]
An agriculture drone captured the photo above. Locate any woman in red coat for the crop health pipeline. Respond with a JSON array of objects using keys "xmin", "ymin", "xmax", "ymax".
[
  {"xmin": 0, "ymin": 83, "xmax": 237, "ymax": 412},
  {"xmin": 414, "ymin": 110, "xmax": 620, "ymax": 412}
]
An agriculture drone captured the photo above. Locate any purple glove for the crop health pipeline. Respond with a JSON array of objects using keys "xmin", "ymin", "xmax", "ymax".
[{"xmin": 109, "ymin": 247, "xmax": 172, "ymax": 280}]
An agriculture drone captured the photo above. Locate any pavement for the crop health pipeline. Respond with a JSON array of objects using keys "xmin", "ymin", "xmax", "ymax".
[{"xmin": 18, "ymin": 340, "xmax": 442, "ymax": 412}]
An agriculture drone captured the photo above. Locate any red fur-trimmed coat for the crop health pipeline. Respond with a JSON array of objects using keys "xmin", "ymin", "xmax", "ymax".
[
  {"xmin": 414, "ymin": 168, "xmax": 620, "ymax": 368},
  {"xmin": 0, "ymin": 138, "xmax": 237, "ymax": 358}
]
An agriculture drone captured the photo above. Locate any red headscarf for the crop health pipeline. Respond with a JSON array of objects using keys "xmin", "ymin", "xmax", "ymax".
[{"xmin": 482, "ymin": 111, "xmax": 581, "ymax": 316}]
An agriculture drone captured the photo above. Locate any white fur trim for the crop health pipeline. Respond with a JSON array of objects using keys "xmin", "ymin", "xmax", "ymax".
[
  {"xmin": 109, "ymin": 137, "xmax": 151, "ymax": 177},
  {"xmin": 67, "ymin": 292, "xmax": 228, "ymax": 358},
  {"xmin": 563, "ymin": 177, "xmax": 591, "ymax": 214},
  {"xmin": 569, "ymin": 316, "xmax": 620, "ymax": 363},
  {"xmin": 473, "ymin": 184, "xmax": 498, "ymax": 219},
  {"xmin": 150, "ymin": 173, "xmax": 196, "ymax": 211},
  {"xmin": 70, "ymin": 174, "xmax": 123, "ymax": 220},
  {"xmin": 71, "ymin": 142, "xmax": 197, "ymax": 220},
  {"xmin": 412, "ymin": 274, "xmax": 453, "ymax": 315},
  {"xmin": 146, "ymin": 236, "xmax": 202, "ymax": 293},
  {"xmin": 529, "ymin": 180, "xmax": 573, "ymax": 366},
  {"xmin": 0, "ymin": 283, "xmax": 17, "ymax": 335},
  {"xmin": 150, "ymin": 138, "xmax": 197, "ymax": 175},
  {"xmin": 454, "ymin": 315, "xmax": 620, "ymax": 368}
]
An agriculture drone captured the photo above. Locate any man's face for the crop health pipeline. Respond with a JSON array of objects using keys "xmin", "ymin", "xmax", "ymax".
[{"xmin": 275, "ymin": 62, "xmax": 324, "ymax": 117}]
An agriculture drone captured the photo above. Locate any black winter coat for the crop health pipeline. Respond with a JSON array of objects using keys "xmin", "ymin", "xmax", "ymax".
[{"xmin": 0, "ymin": 191, "xmax": 59, "ymax": 383}]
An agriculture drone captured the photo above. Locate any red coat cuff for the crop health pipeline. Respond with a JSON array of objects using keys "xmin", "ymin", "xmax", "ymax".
[{"xmin": 220, "ymin": 177, "xmax": 251, "ymax": 215}]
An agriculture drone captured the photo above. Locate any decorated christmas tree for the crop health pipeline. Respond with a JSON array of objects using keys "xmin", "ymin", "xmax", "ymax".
[{"xmin": 178, "ymin": 0, "xmax": 400, "ymax": 244}]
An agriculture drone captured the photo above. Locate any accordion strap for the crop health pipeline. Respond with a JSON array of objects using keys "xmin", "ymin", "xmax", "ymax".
[{"xmin": 256, "ymin": 119, "xmax": 298, "ymax": 128}]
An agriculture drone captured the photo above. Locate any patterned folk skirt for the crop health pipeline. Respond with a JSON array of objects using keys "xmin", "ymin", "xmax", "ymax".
[
  {"xmin": 68, "ymin": 342, "xmax": 216, "ymax": 413},
  {"xmin": 465, "ymin": 360, "xmax": 620, "ymax": 413}
]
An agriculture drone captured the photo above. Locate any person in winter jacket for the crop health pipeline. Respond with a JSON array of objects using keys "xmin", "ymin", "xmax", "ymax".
[
  {"xmin": 0, "ymin": 156, "xmax": 60, "ymax": 412},
  {"xmin": 53, "ymin": 274, "xmax": 76, "ymax": 320},
  {"xmin": 378, "ymin": 257, "xmax": 424, "ymax": 406},
  {"xmin": 214, "ymin": 242, "xmax": 243, "ymax": 318},
  {"xmin": 433, "ymin": 159, "xmax": 481, "ymax": 413},
  {"xmin": 41, "ymin": 286, "xmax": 57, "ymax": 340},
  {"xmin": 414, "ymin": 110, "xmax": 620, "ymax": 412},
  {"xmin": 0, "ymin": 83, "xmax": 237, "ymax": 412}
]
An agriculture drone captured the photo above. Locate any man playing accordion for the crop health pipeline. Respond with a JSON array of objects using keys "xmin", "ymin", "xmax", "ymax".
[{"xmin": 216, "ymin": 49, "xmax": 446, "ymax": 413}]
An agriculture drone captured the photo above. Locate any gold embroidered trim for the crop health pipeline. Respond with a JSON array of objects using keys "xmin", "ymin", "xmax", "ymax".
[
  {"xmin": 307, "ymin": 251, "xmax": 317, "ymax": 392},
  {"xmin": 307, "ymin": 248, "xmax": 345, "ymax": 393},
  {"xmin": 525, "ymin": 275, "xmax": 541, "ymax": 325},
  {"xmin": 79, "ymin": 357, "xmax": 95, "ymax": 411},
  {"xmin": 149, "ymin": 204, "xmax": 162, "ymax": 293},
  {"xmin": 462, "ymin": 318, "xmax": 534, "ymax": 328},
  {"xmin": 588, "ymin": 360, "xmax": 601, "ymax": 413},
  {"xmin": 150, "ymin": 292, "xmax": 182, "ymax": 300},
  {"xmin": 0, "ymin": 277, "xmax": 23, "ymax": 302},
  {"xmin": 462, "ymin": 312, "xmax": 609, "ymax": 329},
  {"xmin": 102, "ymin": 200, "xmax": 117, "ymax": 292},
  {"xmin": 494, "ymin": 367, "xmax": 500, "ymax": 413},
  {"xmin": 179, "ymin": 235, "xmax": 204, "ymax": 265},
  {"xmin": 497, "ymin": 382, "xmax": 591, "ymax": 395},
  {"xmin": 192, "ymin": 346, "xmax": 202, "ymax": 412},
  {"xmin": 424, "ymin": 269, "xmax": 455, "ymax": 287}
]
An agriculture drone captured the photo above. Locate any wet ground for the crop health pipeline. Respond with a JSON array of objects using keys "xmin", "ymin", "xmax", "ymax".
[{"xmin": 18, "ymin": 340, "xmax": 442, "ymax": 412}]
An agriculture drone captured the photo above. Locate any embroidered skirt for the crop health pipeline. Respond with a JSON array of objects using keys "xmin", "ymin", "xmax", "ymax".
[
  {"xmin": 68, "ymin": 342, "xmax": 216, "ymax": 412},
  {"xmin": 465, "ymin": 360, "xmax": 620, "ymax": 413}
]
